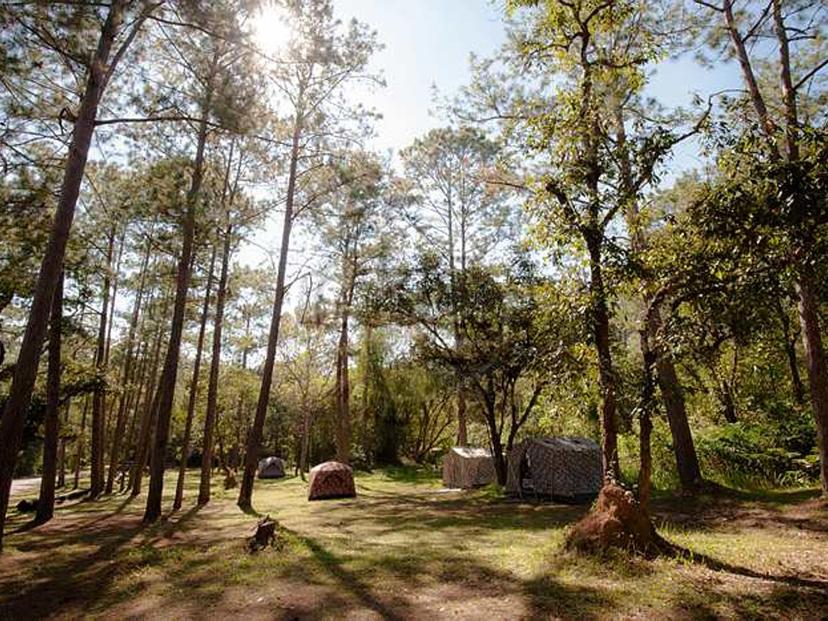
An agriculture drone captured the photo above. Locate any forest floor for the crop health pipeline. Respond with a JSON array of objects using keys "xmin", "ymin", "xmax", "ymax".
[{"xmin": 1, "ymin": 468, "xmax": 826, "ymax": 620}]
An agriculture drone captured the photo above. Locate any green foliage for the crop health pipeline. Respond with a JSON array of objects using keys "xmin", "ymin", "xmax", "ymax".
[{"xmin": 695, "ymin": 416, "xmax": 818, "ymax": 489}]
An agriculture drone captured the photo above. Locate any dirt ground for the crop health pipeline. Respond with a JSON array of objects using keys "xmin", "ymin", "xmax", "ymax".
[{"xmin": 0, "ymin": 469, "xmax": 826, "ymax": 620}]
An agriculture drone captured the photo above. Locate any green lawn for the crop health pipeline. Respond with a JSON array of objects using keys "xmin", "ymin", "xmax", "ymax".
[{"xmin": 1, "ymin": 468, "xmax": 826, "ymax": 619}]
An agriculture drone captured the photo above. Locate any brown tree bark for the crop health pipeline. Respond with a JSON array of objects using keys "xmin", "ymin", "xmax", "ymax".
[
  {"xmin": 90, "ymin": 228, "xmax": 116, "ymax": 498},
  {"xmin": 73, "ymin": 396, "xmax": 90, "ymax": 490},
  {"xmin": 0, "ymin": 0, "xmax": 128, "ymax": 550},
  {"xmin": 614, "ymin": 96, "xmax": 703, "ymax": 493},
  {"xmin": 36, "ymin": 273, "xmax": 63, "ymax": 524},
  {"xmin": 173, "ymin": 247, "xmax": 216, "ymax": 511},
  {"xmin": 587, "ymin": 236, "xmax": 620, "ymax": 480},
  {"xmin": 335, "ymin": 310, "xmax": 351, "ymax": 463},
  {"xmin": 715, "ymin": 0, "xmax": 828, "ymax": 494},
  {"xmin": 130, "ymin": 289, "xmax": 170, "ymax": 497},
  {"xmin": 57, "ymin": 400, "xmax": 69, "ymax": 489},
  {"xmin": 238, "ymin": 113, "xmax": 303, "ymax": 510},
  {"xmin": 198, "ymin": 147, "xmax": 239, "ymax": 505},
  {"xmin": 776, "ymin": 298, "xmax": 805, "ymax": 404},
  {"xmin": 106, "ymin": 237, "xmax": 152, "ymax": 494},
  {"xmin": 796, "ymin": 275, "xmax": 828, "ymax": 493},
  {"xmin": 198, "ymin": 228, "xmax": 233, "ymax": 504},
  {"xmin": 648, "ymin": 307, "xmax": 703, "ymax": 489},
  {"xmin": 637, "ymin": 325, "xmax": 657, "ymax": 512}
]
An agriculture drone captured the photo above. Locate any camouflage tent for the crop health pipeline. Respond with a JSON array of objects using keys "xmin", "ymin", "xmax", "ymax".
[
  {"xmin": 442, "ymin": 447, "xmax": 496, "ymax": 489},
  {"xmin": 257, "ymin": 456, "xmax": 285, "ymax": 479},
  {"xmin": 505, "ymin": 437, "xmax": 602, "ymax": 500},
  {"xmin": 308, "ymin": 461, "xmax": 356, "ymax": 500}
]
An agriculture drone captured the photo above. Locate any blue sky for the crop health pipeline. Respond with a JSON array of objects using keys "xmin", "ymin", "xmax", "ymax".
[
  {"xmin": 330, "ymin": 0, "xmax": 742, "ymax": 174},
  {"xmin": 243, "ymin": 0, "xmax": 744, "ymax": 270},
  {"xmin": 335, "ymin": 0, "xmax": 507, "ymax": 154}
]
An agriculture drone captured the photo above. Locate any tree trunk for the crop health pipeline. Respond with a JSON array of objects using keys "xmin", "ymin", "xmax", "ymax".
[
  {"xmin": 198, "ymin": 229, "xmax": 233, "ymax": 505},
  {"xmin": 0, "ymin": 0, "xmax": 127, "ymax": 550},
  {"xmin": 795, "ymin": 274, "xmax": 828, "ymax": 494},
  {"xmin": 173, "ymin": 248, "xmax": 216, "ymax": 511},
  {"xmin": 299, "ymin": 408, "xmax": 311, "ymax": 481},
  {"xmin": 335, "ymin": 310, "xmax": 351, "ymax": 463},
  {"xmin": 484, "ymin": 410, "xmax": 507, "ymax": 486},
  {"xmin": 587, "ymin": 237, "xmax": 620, "ymax": 480},
  {"xmin": 777, "ymin": 300, "xmax": 805, "ymax": 405},
  {"xmin": 238, "ymin": 113, "xmax": 303, "ymax": 510},
  {"xmin": 73, "ymin": 397, "xmax": 90, "ymax": 490},
  {"xmin": 90, "ymin": 228, "xmax": 116, "ymax": 498},
  {"xmin": 130, "ymin": 290, "xmax": 170, "ymax": 497},
  {"xmin": 637, "ymin": 325, "xmax": 657, "ymax": 512},
  {"xmin": 771, "ymin": 0, "xmax": 827, "ymax": 494},
  {"xmin": 106, "ymin": 237, "xmax": 152, "ymax": 494},
  {"xmin": 143, "ymin": 48, "xmax": 219, "ymax": 521},
  {"xmin": 647, "ymin": 305, "xmax": 703, "ymax": 490},
  {"xmin": 57, "ymin": 400, "xmax": 69, "ymax": 489},
  {"xmin": 456, "ymin": 386, "xmax": 468, "ymax": 447},
  {"xmin": 36, "ymin": 273, "xmax": 63, "ymax": 524}
]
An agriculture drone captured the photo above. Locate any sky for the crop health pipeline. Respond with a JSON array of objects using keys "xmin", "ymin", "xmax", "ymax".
[{"xmin": 244, "ymin": 0, "xmax": 743, "ymax": 270}]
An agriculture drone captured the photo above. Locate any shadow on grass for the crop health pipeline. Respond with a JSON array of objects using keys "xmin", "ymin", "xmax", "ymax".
[
  {"xmin": 651, "ymin": 484, "xmax": 828, "ymax": 535},
  {"xmin": 287, "ymin": 525, "xmax": 615, "ymax": 620},
  {"xmin": 667, "ymin": 543, "xmax": 828, "ymax": 591},
  {"xmin": 294, "ymin": 530, "xmax": 411, "ymax": 621}
]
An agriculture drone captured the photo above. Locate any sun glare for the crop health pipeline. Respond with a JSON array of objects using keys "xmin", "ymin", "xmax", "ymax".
[{"xmin": 253, "ymin": 6, "xmax": 292, "ymax": 55}]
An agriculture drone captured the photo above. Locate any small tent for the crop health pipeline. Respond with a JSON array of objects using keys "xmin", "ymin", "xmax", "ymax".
[
  {"xmin": 442, "ymin": 447, "xmax": 496, "ymax": 489},
  {"xmin": 257, "ymin": 457, "xmax": 286, "ymax": 479},
  {"xmin": 308, "ymin": 461, "xmax": 356, "ymax": 500},
  {"xmin": 505, "ymin": 437, "xmax": 601, "ymax": 500}
]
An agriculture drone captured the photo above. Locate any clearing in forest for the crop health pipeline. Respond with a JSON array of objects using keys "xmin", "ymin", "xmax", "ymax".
[{"xmin": 1, "ymin": 468, "xmax": 826, "ymax": 620}]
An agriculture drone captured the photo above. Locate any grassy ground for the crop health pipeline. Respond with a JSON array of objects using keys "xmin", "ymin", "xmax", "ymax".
[{"xmin": 0, "ymin": 468, "xmax": 826, "ymax": 620}]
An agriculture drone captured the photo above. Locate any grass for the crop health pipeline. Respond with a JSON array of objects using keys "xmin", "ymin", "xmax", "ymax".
[{"xmin": 1, "ymin": 467, "xmax": 826, "ymax": 619}]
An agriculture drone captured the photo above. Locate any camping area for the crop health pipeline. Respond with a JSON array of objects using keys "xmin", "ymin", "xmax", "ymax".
[
  {"xmin": 2, "ymin": 0, "xmax": 828, "ymax": 619},
  {"xmin": 2, "ymin": 469, "xmax": 827, "ymax": 619}
]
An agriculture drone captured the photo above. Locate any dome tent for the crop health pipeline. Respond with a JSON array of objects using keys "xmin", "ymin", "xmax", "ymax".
[
  {"xmin": 307, "ymin": 461, "xmax": 356, "ymax": 500},
  {"xmin": 442, "ymin": 447, "xmax": 496, "ymax": 489},
  {"xmin": 505, "ymin": 437, "xmax": 602, "ymax": 501},
  {"xmin": 257, "ymin": 456, "xmax": 286, "ymax": 479}
]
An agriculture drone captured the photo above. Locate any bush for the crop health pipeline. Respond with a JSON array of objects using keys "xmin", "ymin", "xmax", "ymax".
[{"xmin": 695, "ymin": 414, "xmax": 818, "ymax": 488}]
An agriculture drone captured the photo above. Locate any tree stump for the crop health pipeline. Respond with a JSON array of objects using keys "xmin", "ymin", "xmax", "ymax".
[{"xmin": 248, "ymin": 515, "xmax": 278, "ymax": 552}]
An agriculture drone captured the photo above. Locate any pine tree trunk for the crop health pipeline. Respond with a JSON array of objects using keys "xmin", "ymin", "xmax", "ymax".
[
  {"xmin": 130, "ymin": 291, "xmax": 170, "ymax": 497},
  {"xmin": 238, "ymin": 114, "xmax": 303, "ymax": 510},
  {"xmin": 335, "ymin": 310, "xmax": 351, "ymax": 463},
  {"xmin": 57, "ymin": 400, "xmax": 69, "ymax": 489},
  {"xmin": 0, "ymin": 0, "xmax": 127, "ymax": 550},
  {"xmin": 73, "ymin": 397, "xmax": 90, "ymax": 490},
  {"xmin": 173, "ymin": 248, "xmax": 216, "ymax": 510},
  {"xmin": 198, "ymin": 229, "xmax": 233, "ymax": 505},
  {"xmin": 106, "ymin": 238, "xmax": 151, "ymax": 494},
  {"xmin": 90, "ymin": 228, "xmax": 116, "ymax": 498},
  {"xmin": 143, "ymin": 49, "xmax": 219, "ymax": 522},
  {"xmin": 36, "ymin": 273, "xmax": 63, "ymax": 524}
]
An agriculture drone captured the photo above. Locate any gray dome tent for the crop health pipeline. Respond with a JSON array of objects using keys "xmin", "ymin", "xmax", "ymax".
[
  {"xmin": 505, "ymin": 437, "xmax": 601, "ymax": 500},
  {"xmin": 442, "ymin": 447, "xmax": 496, "ymax": 489},
  {"xmin": 257, "ymin": 456, "xmax": 286, "ymax": 479}
]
